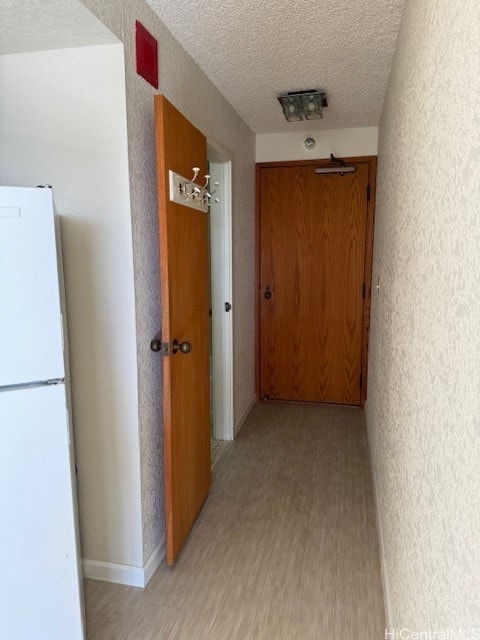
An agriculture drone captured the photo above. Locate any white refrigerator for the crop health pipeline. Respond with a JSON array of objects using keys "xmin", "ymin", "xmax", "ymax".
[{"xmin": 0, "ymin": 186, "xmax": 85, "ymax": 639}]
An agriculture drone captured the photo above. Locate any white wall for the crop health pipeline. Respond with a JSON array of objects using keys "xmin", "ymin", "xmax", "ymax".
[
  {"xmin": 256, "ymin": 127, "xmax": 378, "ymax": 162},
  {"xmin": 0, "ymin": 44, "xmax": 142, "ymax": 566},
  {"xmin": 80, "ymin": 0, "xmax": 256, "ymax": 565},
  {"xmin": 366, "ymin": 0, "xmax": 480, "ymax": 631}
]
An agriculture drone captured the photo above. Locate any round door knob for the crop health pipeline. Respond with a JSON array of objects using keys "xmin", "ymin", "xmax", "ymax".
[
  {"xmin": 150, "ymin": 339, "xmax": 161, "ymax": 352},
  {"xmin": 264, "ymin": 290, "xmax": 272, "ymax": 299},
  {"xmin": 172, "ymin": 339, "xmax": 192, "ymax": 354}
]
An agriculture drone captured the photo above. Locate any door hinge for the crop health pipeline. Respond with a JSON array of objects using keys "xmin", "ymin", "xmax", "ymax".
[
  {"xmin": 225, "ymin": 302, "xmax": 232, "ymax": 312},
  {"xmin": 366, "ymin": 185, "xmax": 371, "ymax": 202},
  {"xmin": 360, "ymin": 374, "xmax": 363, "ymax": 389},
  {"xmin": 362, "ymin": 283, "xmax": 366, "ymax": 299}
]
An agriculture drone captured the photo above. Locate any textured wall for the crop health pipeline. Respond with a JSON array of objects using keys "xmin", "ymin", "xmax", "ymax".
[
  {"xmin": 0, "ymin": 45, "xmax": 142, "ymax": 566},
  {"xmin": 80, "ymin": 0, "xmax": 256, "ymax": 563},
  {"xmin": 366, "ymin": 0, "xmax": 480, "ymax": 630},
  {"xmin": 256, "ymin": 127, "xmax": 378, "ymax": 162}
]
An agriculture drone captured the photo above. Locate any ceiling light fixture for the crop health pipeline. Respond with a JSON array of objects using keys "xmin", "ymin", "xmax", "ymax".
[{"xmin": 278, "ymin": 89, "xmax": 328, "ymax": 122}]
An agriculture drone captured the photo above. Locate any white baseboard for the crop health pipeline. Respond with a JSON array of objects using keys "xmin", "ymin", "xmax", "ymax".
[
  {"xmin": 234, "ymin": 393, "xmax": 257, "ymax": 436},
  {"xmin": 143, "ymin": 539, "xmax": 165, "ymax": 586},
  {"xmin": 365, "ymin": 407, "xmax": 392, "ymax": 629},
  {"xmin": 83, "ymin": 538, "xmax": 165, "ymax": 588}
]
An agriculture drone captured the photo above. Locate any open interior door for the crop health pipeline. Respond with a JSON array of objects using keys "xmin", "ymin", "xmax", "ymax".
[{"xmin": 154, "ymin": 95, "xmax": 211, "ymax": 565}]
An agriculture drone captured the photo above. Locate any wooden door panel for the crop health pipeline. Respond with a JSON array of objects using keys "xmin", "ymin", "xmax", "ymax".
[
  {"xmin": 259, "ymin": 163, "xmax": 369, "ymax": 405},
  {"xmin": 155, "ymin": 96, "xmax": 210, "ymax": 565}
]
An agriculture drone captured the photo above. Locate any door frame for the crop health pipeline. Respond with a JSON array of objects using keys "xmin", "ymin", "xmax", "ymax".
[
  {"xmin": 208, "ymin": 140, "xmax": 234, "ymax": 440},
  {"xmin": 255, "ymin": 156, "xmax": 377, "ymax": 407}
]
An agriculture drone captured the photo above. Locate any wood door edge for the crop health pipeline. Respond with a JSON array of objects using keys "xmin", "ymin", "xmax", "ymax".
[
  {"xmin": 360, "ymin": 156, "xmax": 377, "ymax": 407},
  {"xmin": 155, "ymin": 95, "xmax": 172, "ymax": 344},
  {"xmin": 254, "ymin": 156, "xmax": 378, "ymax": 408},
  {"xmin": 155, "ymin": 95, "xmax": 175, "ymax": 565},
  {"xmin": 255, "ymin": 164, "xmax": 261, "ymax": 398}
]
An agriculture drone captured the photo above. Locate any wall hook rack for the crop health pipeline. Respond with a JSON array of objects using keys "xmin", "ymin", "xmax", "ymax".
[{"xmin": 169, "ymin": 167, "xmax": 220, "ymax": 212}]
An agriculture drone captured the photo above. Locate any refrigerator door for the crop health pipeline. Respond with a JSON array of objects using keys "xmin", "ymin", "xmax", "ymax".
[
  {"xmin": 0, "ymin": 384, "xmax": 84, "ymax": 640},
  {"xmin": 0, "ymin": 186, "xmax": 65, "ymax": 387}
]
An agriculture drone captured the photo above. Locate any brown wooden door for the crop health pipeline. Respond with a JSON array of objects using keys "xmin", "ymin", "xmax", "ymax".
[
  {"xmin": 258, "ymin": 162, "xmax": 370, "ymax": 406},
  {"xmin": 154, "ymin": 95, "xmax": 211, "ymax": 565}
]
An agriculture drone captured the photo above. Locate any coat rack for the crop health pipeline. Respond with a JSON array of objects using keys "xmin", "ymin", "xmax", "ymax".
[{"xmin": 169, "ymin": 168, "xmax": 219, "ymax": 213}]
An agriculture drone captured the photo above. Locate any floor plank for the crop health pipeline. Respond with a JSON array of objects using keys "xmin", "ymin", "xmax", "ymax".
[
  {"xmin": 264, "ymin": 506, "xmax": 310, "ymax": 590},
  {"xmin": 334, "ymin": 568, "xmax": 385, "ymax": 640},
  {"xmin": 209, "ymin": 590, "xmax": 259, "ymax": 640},
  {"xmin": 124, "ymin": 603, "xmax": 179, "ymax": 640},
  {"xmin": 249, "ymin": 585, "xmax": 299, "ymax": 640},
  {"xmin": 226, "ymin": 518, "xmax": 280, "ymax": 598}
]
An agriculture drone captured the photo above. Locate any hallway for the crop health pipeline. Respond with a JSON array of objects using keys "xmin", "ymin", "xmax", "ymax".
[{"xmin": 85, "ymin": 402, "xmax": 385, "ymax": 639}]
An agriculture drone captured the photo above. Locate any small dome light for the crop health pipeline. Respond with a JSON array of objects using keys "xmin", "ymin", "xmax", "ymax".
[{"xmin": 304, "ymin": 137, "xmax": 316, "ymax": 150}]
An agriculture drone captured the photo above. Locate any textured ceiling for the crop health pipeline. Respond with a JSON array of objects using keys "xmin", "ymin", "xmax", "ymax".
[
  {"xmin": 0, "ymin": 0, "xmax": 117, "ymax": 56},
  {"xmin": 146, "ymin": 0, "xmax": 405, "ymax": 133}
]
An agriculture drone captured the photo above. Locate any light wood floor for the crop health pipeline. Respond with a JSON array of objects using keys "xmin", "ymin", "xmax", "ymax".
[{"xmin": 84, "ymin": 402, "xmax": 385, "ymax": 639}]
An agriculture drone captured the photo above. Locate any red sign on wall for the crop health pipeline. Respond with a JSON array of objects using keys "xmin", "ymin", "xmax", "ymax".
[{"xmin": 135, "ymin": 21, "xmax": 158, "ymax": 89}]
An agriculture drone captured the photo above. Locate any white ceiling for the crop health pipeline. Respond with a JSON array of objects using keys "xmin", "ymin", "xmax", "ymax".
[
  {"xmin": 0, "ymin": 0, "xmax": 117, "ymax": 56},
  {"xmin": 146, "ymin": 0, "xmax": 405, "ymax": 133}
]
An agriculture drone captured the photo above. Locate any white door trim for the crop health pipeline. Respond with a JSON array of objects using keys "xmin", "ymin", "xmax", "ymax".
[{"xmin": 207, "ymin": 140, "xmax": 233, "ymax": 441}]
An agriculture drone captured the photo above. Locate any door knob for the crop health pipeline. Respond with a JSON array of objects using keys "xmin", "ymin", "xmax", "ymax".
[
  {"xmin": 150, "ymin": 332, "xmax": 162, "ymax": 352},
  {"xmin": 264, "ymin": 285, "xmax": 272, "ymax": 300},
  {"xmin": 150, "ymin": 339, "xmax": 161, "ymax": 352},
  {"xmin": 172, "ymin": 339, "xmax": 192, "ymax": 354}
]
